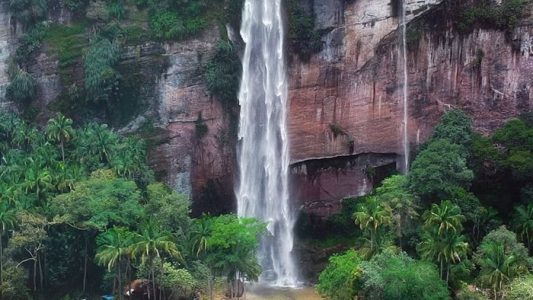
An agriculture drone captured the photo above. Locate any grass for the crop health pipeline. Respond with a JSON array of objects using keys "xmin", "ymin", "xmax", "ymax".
[{"xmin": 43, "ymin": 22, "xmax": 89, "ymax": 73}]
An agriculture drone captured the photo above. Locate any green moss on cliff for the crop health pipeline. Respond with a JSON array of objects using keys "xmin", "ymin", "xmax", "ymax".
[{"xmin": 43, "ymin": 22, "xmax": 89, "ymax": 73}]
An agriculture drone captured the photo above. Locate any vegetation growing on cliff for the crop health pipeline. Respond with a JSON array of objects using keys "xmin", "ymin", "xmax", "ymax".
[
  {"xmin": 284, "ymin": 0, "xmax": 323, "ymax": 61},
  {"xmin": 452, "ymin": 0, "xmax": 527, "ymax": 33},
  {"xmin": 0, "ymin": 112, "xmax": 265, "ymax": 299},
  {"xmin": 317, "ymin": 110, "xmax": 533, "ymax": 300}
]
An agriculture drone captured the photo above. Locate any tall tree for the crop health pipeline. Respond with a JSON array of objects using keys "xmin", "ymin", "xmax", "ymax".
[
  {"xmin": 418, "ymin": 201, "xmax": 468, "ymax": 282},
  {"xmin": 95, "ymin": 227, "xmax": 135, "ymax": 300},
  {"xmin": 353, "ymin": 196, "xmax": 393, "ymax": 256},
  {"xmin": 45, "ymin": 113, "xmax": 74, "ymax": 162},
  {"xmin": 131, "ymin": 223, "xmax": 180, "ymax": 300},
  {"xmin": 511, "ymin": 203, "xmax": 533, "ymax": 251}
]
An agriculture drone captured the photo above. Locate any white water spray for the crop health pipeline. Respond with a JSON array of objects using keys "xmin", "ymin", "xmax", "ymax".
[
  {"xmin": 236, "ymin": 0, "xmax": 299, "ymax": 287},
  {"xmin": 400, "ymin": 0, "xmax": 409, "ymax": 173}
]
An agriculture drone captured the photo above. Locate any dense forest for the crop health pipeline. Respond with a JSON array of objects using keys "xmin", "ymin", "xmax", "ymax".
[
  {"xmin": 0, "ymin": 112, "xmax": 266, "ymax": 299},
  {"xmin": 314, "ymin": 111, "xmax": 533, "ymax": 300}
]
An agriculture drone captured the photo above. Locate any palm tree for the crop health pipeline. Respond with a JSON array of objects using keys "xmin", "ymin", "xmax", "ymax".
[
  {"xmin": 46, "ymin": 113, "xmax": 74, "ymax": 162},
  {"xmin": 95, "ymin": 227, "xmax": 135, "ymax": 300},
  {"xmin": 191, "ymin": 218, "xmax": 211, "ymax": 258},
  {"xmin": 131, "ymin": 223, "xmax": 180, "ymax": 300},
  {"xmin": 511, "ymin": 203, "xmax": 533, "ymax": 251},
  {"xmin": 423, "ymin": 200, "xmax": 465, "ymax": 234},
  {"xmin": 476, "ymin": 243, "xmax": 517, "ymax": 300},
  {"xmin": 419, "ymin": 228, "xmax": 468, "ymax": 282},
  {"xmin": 374, "ymin": 175, "xmax": 419, "ymax": 248},
  {"xmin": 0, "ymin": 203, "xmax": 16, "ymax": 284},
  {"xmin": 23, "ymin": 162, "xmax": 53, "ymax": 205},
  {"xmin": 353, "ymin": 196, "xmax": 393, "ymax": 254}
]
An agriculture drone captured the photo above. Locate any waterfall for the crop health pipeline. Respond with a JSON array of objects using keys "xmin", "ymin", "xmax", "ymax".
[
  {"xmin": 236, "ymin": 0, "xmax": 299, "ymax": 287},
  {"xmin": 400, "ymin": 0, "xmax": 409, "ymax": 173}
]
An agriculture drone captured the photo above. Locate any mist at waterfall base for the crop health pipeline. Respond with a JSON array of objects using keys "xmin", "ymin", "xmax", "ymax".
[{"xmin": 235, "ymin": 0, "xmax": 299, "ymax": 288}]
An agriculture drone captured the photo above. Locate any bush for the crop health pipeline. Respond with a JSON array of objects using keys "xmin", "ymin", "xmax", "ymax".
[
  {"xmin": 6, "ymin": 68, "xmax": 37, "ymax": 103},
  {"xmin": 506, "ymin": 275, "xmax": 533, "ymax": 300},
  {"xmin": 205, "ymin": 41, "xmax": 241, "ymax": 106},
  {"xmin": 64, "ymin": 0, "xmax": 88, "ymax": 13},
  {"xmin": 316, "ymin": 249, "xmax": 363, "ymax": 300},
  {"xmin": 431, "ymin": 109, "xmax": 473, "ymax": 148},
  {"xmin": 9, "ymin": 0, "xmax": 47, "ymax": 28},
  {"xmin": 150, "ymin": 10, "xmax": 186, "ymax": 40},
  {"xmin": 15, "ymin": 23, "xmax": 47, "ymax": 64},
  {"xmin": 106, "ymin": 0, "xmax": 125, "ymax": 20},
  {"xmin": 285, "ymin": 0, "xmax": 322, "ymax": 61},
  {"xmin": 455, "ymin": 0, "xmax": 525, "ymax": 33},
  {"xmin": 84, "ymin": 37, "xmax": 120, "ymax": 102},
  {"xmin": 360, "ymin": 251, "xmax": 449, "ymax": 300},
  {"xmin": 409, "ymin": 139, "xmax": 474, "ymax": 200}
]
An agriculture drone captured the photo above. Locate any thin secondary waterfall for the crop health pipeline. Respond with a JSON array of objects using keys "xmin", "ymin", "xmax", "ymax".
[
  {"xmin": 400, "ymin": 0, "xmax": 409, "ymax": 173},
  {"xmin": 236, "ymin": 0, "xmax": 298, "ymax": 287}
]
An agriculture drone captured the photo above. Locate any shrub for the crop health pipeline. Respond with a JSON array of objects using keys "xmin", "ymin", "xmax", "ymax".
[
  {"xmin": 9, "ymin": 0, "xmax": 47, "ymax": 28},
  {"xmin": 84, "ymin": 37, "xmax": 120, "ymax": 103},
  {"xmin": 64, "ymin": 0, "xmax": 88, "ymax": 13},
  {"xmin": 316, "ymin": 249, "xmax": 363, "ymax": 300},
  {"xmin": 106, "ymin": 0, "xmax": 125, "ymax": 20},
  {"xmin": 6, "ymin": 68, "xmax": 37, "ymax": 103},
  {"xmin": 15, "ymin": 23, "xmax": 47, "ymax": 64},
  {"xmin": 360, "ymin": 251, "xmax": 449, "ymax": 300},
  {"xmin": 285, "ymin": 0, "xmax": 322, "ymax": 61},
  {"xmin": 455, "ymin": 0, "xmax": 525, "ymax": 33},
  {"xmin": 150, "ymin": 10, "xmax": 186, "ymax": 40},
  {"xmin": 506, "ymin": 275, "xmax": 533, "ymax": 300},
  {"xmin": 205, "ymin": 41, "xmax": 241, "ymax": 106}
]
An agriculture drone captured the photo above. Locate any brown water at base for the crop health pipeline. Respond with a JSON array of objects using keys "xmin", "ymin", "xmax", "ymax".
[{"xmin": 243, "ymin": 285, "xmax": 321, "ymax": 300}]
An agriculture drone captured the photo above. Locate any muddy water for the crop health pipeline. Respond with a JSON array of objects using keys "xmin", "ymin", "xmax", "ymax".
[{"xmin": 244, "ymin": 285, "xmax": 321, "ymax": 300}]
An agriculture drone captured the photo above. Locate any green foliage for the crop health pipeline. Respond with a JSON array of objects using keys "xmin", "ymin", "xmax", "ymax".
[
  {"xmin": 9, "ymin": 0, "xmax": 47, "ymax": 28},
  {"xmin": 418, "ymin": 200, "xmax": 469, "ymax": 282},
  {"xmin": 430, "ymin": 109, "xmax": 473, "ymax": 148},
  {"xmin": 285, "ymin": 0, "xmax": 322, "ymax": 61},
  {"xmin": 409, "ymin": 139, "xmax": 474, "ymax": 199},
  {"xmin": 84, "ymin": 37, "xmax": 120, "ymax": 103},
  {"xmin": 15, "ymin": 23, "xmax": 47, "ymax": 64},
  {"xmin": 159, "ymin": 263, "xmax": 197, "ymax": 299},
  {"xmin": 205, "ymin": 215, "xmax": 266, "ymax": 282},
  {"xmin": 106, "ymin": 0, "xmax": 125, "ymax": 20},
  {"xmin": 0, "ymin": 262, "xmax": 31, "ymax": 299},
  {"xmin": 374, "ymin": 175, "xmax": 419, "ymax": 248},
  {"xmin": 353, "ymin": 196, "xmax": 394, "ymax": 257},
  {"xmin": 44, "ymin": 23, "xmax": 88, "ymax": 72},
  {"xmin": 511, "ymin": 202, "xmax": 533, "ymax": 250},
  {"xmin": 360, "ymin": 250, "xmax": 449, "ymax": 300},
  {"xmin": 64, "ymin": 0, "xmax": 89, "ymax": 13},
  {"xmin": 205, "ymin": 41, "xmax": 242, "ymax": 106},
  {"xmin": 50, "ymin": 170, "xmax": 144, "ymax": 230},
  {"xmin": 455, "ymin": 0, "xmax": 526, "ymax": 33},
  {"xmin": 316, "ymin": 249, "xmax": 362, "ymax": 300},
  {"xmin": 6, "ymin": 67, "xmax": 37, "ymax": 104},
  {"xmin": 474, "ymin": 226, "xmax": 531, "ymax": 298},
  {"xmin": 506, "ymin": 275, "xmax": 533, "ymax": 300}
]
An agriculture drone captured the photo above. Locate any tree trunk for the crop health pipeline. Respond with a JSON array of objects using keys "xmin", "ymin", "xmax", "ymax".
[
  {"xmin": 33, "ymin": 258, "xmax": 37, "ymax": 291},
  {"xmin": 0, "ymin": 231, "xmax": 3, "ymax": 284},
  {"xmin": 39, "ymin": 254, "xmax": 44, "ymax": 290},
  {"xmin": 83, "ymin": 234, "xmax": 88, "ymax": 293},
  {"xmin": 60, "ymin": 139, "xmax": 65, "ymax": 162},
  {"xmin": 118, "ymin": 264, "xmax": 123, "ymax": 300}
]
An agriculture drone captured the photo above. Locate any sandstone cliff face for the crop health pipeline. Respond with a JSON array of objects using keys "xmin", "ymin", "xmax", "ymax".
[
  {"xmin": 289, "ymin": 0, "xmax": 533, "ymax": 216},
  {"xmin": 1, "ymin": 0, "xmax": 531, "ymax": 218}
]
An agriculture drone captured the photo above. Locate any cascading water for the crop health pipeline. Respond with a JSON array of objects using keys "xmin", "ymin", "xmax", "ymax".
[
  {"xmin": 236, "ymin": 0, "xmax": 299, "ymax": 287},
  {"xmin": 400, "ymin": 0, "xmax": 409, "ymax": 173}
]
